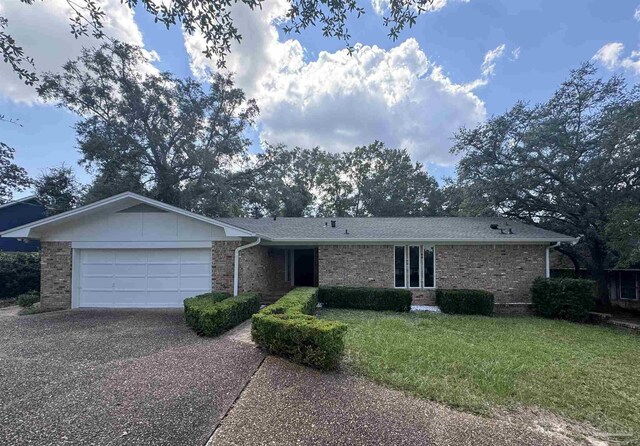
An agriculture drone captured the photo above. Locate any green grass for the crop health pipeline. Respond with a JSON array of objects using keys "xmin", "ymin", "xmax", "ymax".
[{"xmin": 319, "ymin": 309, "xmax": 640, "ymax": 437}]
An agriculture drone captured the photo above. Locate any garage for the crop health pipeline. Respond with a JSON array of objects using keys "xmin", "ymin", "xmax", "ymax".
[
  {"xmin": 77, "ymin": 248, "xmax": 212, "ymax": 308},
  {"xmin": 0, "ymin": 192, "xmax": 256, "ymax": 310}
]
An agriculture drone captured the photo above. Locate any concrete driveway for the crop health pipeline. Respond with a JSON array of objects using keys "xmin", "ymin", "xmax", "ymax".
[{"xmin": 0, "ymin": 309, "xmax": 265, "ymax": 446}]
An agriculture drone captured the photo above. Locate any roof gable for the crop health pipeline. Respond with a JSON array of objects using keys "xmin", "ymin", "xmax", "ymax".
[{"xmin": 0, "ymin": 192, "xmax": 254, "ymax": 239}]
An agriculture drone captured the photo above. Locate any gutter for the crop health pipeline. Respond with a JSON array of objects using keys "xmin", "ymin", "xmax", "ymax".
[
  {"xmin": 546, "ymin": 237, "xmax": 580, "ymax": 278},
  {"xmin": 233, "ymin": 237, "xmax": 262, "ymax": 296}
]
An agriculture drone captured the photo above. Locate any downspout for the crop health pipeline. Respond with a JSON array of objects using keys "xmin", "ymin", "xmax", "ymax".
[
  {"xmin": 546, "ymin": 242, "xmax": 561, "ymax": 278},
  {"xmin": 233, "ymin": 237, "xmax": 261, "ymax": 296},
  {"xmin": 546, "ymin": 238, "xmax": 579, "ymax": 278}
]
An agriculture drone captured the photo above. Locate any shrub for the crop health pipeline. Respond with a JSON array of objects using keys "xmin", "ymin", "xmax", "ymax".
[
  {"xmin": 531, "ymin": 277, "xmax": 596, "ymax": 322},
  {"xmin": 318, "ymin": 286, "xmax": 412, "ymax": 312},
  {"xmin": 184, "ymin": 292, "xmax": 230, "ymax": 329},
  {"xmin": 0, "ymin": 252, "xmax": 40, "ymax": 298},
  {"xmin": 436, "ymin": 289, "xmax": 495, "ymax": 316},
  {"xmin": 252, "ymin": 287, "xmax": 347, "ymax": 370},
  {"xmin": 16, "ymin": 291, "xmax": 40, "ymax": 308},
  {"xmin": 184, "ymin": 292, "xmax": 261, "ymax": 337}
]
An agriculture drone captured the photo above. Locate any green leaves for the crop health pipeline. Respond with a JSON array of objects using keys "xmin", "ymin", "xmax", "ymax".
[{"xmin": 452, "ymin": 63, "xmax": 640, "ymax": 300}]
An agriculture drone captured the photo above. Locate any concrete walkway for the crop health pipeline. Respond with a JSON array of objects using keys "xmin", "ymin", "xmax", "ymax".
[{"xmin": 209, "ymin": 356, "xmax": 593, "ymax": 446}]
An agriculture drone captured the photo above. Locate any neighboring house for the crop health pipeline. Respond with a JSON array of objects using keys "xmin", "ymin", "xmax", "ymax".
[
  {"xmin": 0, "ymin": 192, "xmax": 575, "ymax": 312},
  {"xmin": 551, "ymin": 251, "xmax": 640, "ymax": 310},
  {"xmin": 0, "ymin": 196, "xmax": 47, "ymax": 252}
]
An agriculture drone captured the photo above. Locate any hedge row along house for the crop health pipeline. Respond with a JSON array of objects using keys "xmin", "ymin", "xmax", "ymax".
[{"xmin": 1, "ymin": 192, "xmax": 576, "ymax": 313}]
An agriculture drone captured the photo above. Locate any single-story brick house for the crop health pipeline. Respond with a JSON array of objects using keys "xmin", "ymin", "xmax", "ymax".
[{"xmin": 1, "ymin": 192, "xmax": 575, "ymax": 312}]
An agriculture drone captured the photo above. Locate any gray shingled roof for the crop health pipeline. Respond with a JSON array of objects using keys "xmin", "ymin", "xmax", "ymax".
[{"xmin": 217, "ymin": 217, "xmax": 575, "ymax": 243}]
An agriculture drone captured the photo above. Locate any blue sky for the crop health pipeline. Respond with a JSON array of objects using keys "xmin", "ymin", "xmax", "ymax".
[{"xmin": 1, "ymin": 0, "xmax": 639, "ymax": 198}]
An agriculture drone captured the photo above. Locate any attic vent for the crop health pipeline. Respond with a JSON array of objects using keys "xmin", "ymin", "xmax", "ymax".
[
  {"xmin": 117, "ymin": 203, "xmax": 168, "ymax": 213},
  {"xmin": 490, "ymin": 223, "xmax": 499, "ymax": 230}
]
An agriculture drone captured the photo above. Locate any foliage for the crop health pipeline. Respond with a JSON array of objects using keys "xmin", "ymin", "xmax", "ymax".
[
  {"xmin": 2, "ymin": 0, "xmax": 436, "ymax": 82},
  {"xmin": 320, "ymin": 309, "xmax": 640, "ymax": 437},
  {"xmin": 319, "ymin": 286, "xmax": 412, "ymax": 312},
  {"xmin": 0, "ymin": 252, "xmax": 40, "ymax": 298},
  {"xmin": 183, "ymin": 291, "xmax": 230, "ymax": 328},
  {"xmin": 34, "ymin": 164, "xmax": 83, "ymax": 216},
  {"xmin": 316, "ymin": 141, "xmax": 443, "ymax": 217},
  {"xmin": 0, "ymin": 16, "xmax": 37, "ymax": 85},
  {"xmin": 184, "ymin": 292, "xmax": 261, "ymax": 337},
  {"xmin": 606, "ymin": 205, "xmax": 640, "ymax": 268},
  {"xmin": 530, "ymin": 277, "xmax": 596, "ymax": 322},
  {"xmin": 16, "ymin": 290, "xmax": 39, "ymax": 308},
  {"xmin": 249, "ymin": 142, "xmax": 443, "ymax": 217},
  {"xmin": 251, "ymin": 287, "xmax": 347, "ymax": 370},
  {"xmin": 452, "ymin": 63, "xmax": 640, "ymax": 302},
  {"xmin": 435, "ymin": 289, "xmax": 494, "ymax": 316},
  {"xmin": 0, "ymin": 142, "xmax": 30, "ymax": 204},
  {"xmin": 247, "ymin": 144, "xmax": 321, "ymax": 217},
  {"xmin": 38, "ymin": 42, "xmax": 258, "ymax": 213}
]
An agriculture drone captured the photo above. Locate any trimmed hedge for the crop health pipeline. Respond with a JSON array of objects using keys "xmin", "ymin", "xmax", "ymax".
[
  {"xmin": 184, "ymin": 292, "xmax": 261, "ymax": 337},
  {"xmin": 436, "ymin": 289, "xmax": 495, "ymax": 316},
  {"xmin": 16, "ymin": 291, "xmax": 40, "ymax": 308},
  {"xmin": 531, "ymin": 277, "xmax": 596, "ymax": 322},
  {"xmin": 318, "ymin": 286, "xmax": 412, "ymax": 312},
  {"xmin": 0, "ymin": 252, "xmax": 40, "ymax": 299},
  {"xmin": 252, "ymin": 287, "xmax": 347, "ymax": 370}
]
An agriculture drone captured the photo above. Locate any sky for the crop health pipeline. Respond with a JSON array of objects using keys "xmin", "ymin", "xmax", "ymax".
[{"xmin": 1, "ymin": 0, "xmax": 639, "ymax": 199}]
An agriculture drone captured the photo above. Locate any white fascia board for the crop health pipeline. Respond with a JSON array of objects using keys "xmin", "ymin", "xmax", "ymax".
[
  {"xmin": 260, "ymin": 237, "xmax": 577, "ymax": 245},
  {"xmin": 0, "ymin": 192, "xmax": 256, "ymax": 239},
  {"xmin": 0, "ymin": 195, "xmax": 38, "ymax": 210}
]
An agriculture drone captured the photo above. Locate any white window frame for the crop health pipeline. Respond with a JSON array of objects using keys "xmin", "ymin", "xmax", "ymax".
[
  {"xmin": 392, "ymin": 244, "xmax": 436, "ymax": 290},
  {"xmin": 394, "ymin": 245, "xmax": 407, "ymax": 288},
  {"xmin": 423, "ymin": 244, "xmax": 436, "ymax": 289},
  {"xmin": 284, "ymin": 249, "xmax": 290, "ymax": 282},
  {"xmin": 408, "ymin": 245, "xmax": 421, "ymax": 289}
]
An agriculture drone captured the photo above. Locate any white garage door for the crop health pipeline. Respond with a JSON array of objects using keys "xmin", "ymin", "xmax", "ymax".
[{"xmin": 78, "ymin": 249, "xmax": 212, "ymax": 308}]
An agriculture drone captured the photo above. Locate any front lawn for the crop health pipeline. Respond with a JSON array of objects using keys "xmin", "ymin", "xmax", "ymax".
[{"xmin": 319, "ymin": 309, "xmax": 640, "ymax": 438}]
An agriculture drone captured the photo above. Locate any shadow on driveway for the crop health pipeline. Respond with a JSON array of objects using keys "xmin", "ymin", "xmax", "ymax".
[
  {"xmin": 0, "ymin": 309, "xmax": 264, "ymax": 446},
  {"xmin": 209, "ymin": 356, "xmax": 587, "ymax": 446}
]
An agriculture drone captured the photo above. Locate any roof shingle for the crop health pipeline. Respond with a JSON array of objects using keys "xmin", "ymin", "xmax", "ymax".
[{"xmin": 218, "ymin": 217, "xmax": 575, "ymax": 243}]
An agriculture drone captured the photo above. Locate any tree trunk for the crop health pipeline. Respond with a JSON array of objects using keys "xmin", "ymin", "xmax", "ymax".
[
  {"xmin": 586, "ymin": 239, "xmax": 611, "ymax": 306},
  {"xmin": 556, "ymin": 247, "xmax": 582, "ymax": 276}
]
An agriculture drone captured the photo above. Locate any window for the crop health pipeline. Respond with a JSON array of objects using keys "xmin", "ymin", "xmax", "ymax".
[
  {"xmin": 394, "ymin": 246, "xmax": 405, "ymax": 287},
  {"xmin": 409, "ymin": 246, "xmax": 420, "ymax": 287},
  {"xmin": 394, "ymin": 244, "xmax": 436, "ymax": 289},
  {"xmin": 284, "ymin": 249, "xmax": 290, "ymax": 282},
  {"xmin": 619, "ymin": 271, "xmax": 638, "ymax": 300},
  {"xmin": 423, "ymin": 245, "xmax": 435, "ymax": 288}
]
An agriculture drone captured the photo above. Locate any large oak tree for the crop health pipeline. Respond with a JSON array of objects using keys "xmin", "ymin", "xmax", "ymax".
[
  {"xmin": 452, "ymin": 64, "xmax": 640, "ymax": 303},
  {"xmin": 38, "ymin": 42, "xmax": 258, "ymax": 212}
]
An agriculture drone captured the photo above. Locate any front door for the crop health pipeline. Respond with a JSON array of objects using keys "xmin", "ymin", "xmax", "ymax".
[{"xmin": 294, "ymin": 249, "xmax": 315, "ymax": 286}]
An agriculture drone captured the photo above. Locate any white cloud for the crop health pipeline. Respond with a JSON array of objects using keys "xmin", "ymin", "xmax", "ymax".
[
  {"xmin": 510, "ymin": 47, "xmax": 521, "ymax": 61},
  {"xmin": 593, "ymin": 42, "xmax": 640, "ymax": 75},
  {"xmin": 185, "ymin": 0, "xmax": 495, "ymax": 166},
  {"xmin": 634, "ymin": 6, "xmax": 640, "ymax": 21},
  {"xmin": 0, "ymin": 0, "xmax": 150, "ymax": 104},
  {"xmin": 371, "ymin": 0, "xmax": 469, "ymax": 16},
  {"xmin": 593, "ymin": 42, "xmax": 625, "ymax": 70}
]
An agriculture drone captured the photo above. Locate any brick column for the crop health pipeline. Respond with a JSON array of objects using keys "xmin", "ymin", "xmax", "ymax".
[
  {"xmin": 40, "ymin": 241, "xmax": 72, "ymax": 310},
  {"xmin": 211, "ymin": 241, "xmax": 242, "ymax": 293}
]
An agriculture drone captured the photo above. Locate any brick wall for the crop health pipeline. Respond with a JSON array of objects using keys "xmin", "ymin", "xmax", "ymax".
[
  {"xmin": 211, "ymin": 241, "xmax": 242, "ymax": 293},
  {"xmin": 436, "ymin": 244, "xmax": 547, "ymax": 303},
  {"xmin": 318, "ymin": 245, "xmax": 394, "ymax": 288},
  {"xmin": 316, "ymin": 243, "xmax": 547, "ymax": 304},
  {"xmin": 40, "ymin": 241, "xmax": 72, "ymax": 310},
  {"xmin": 211, "ymin": 241, "xmax": 292, "ymax": 295},
  {"xmin": 238, "ymin": 246, "xmax": 291, "ymax": 294}
]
